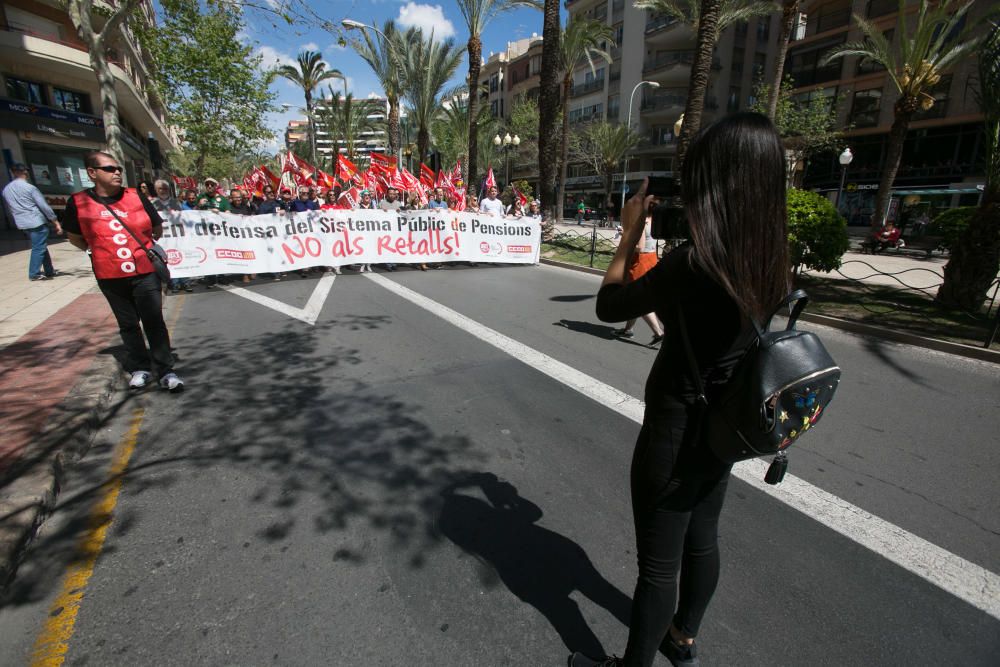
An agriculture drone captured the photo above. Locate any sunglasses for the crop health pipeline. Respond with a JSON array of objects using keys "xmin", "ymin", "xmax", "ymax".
[{"xmin": 94, "ymin": 165, "xmax": 123, "ymax": 174}]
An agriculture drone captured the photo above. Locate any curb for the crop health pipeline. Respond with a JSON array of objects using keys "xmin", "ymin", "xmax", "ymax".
[
  {"xmin": 0, "ymin": 291, "xmax": 184, "ymax": 591},
  {"xmin": 539, "ymin": 258, "xmax": 1000, "ymax": 364},
  {"xmin": 0, "ymin": 350, "xmax": 121, "ymax": 590}
]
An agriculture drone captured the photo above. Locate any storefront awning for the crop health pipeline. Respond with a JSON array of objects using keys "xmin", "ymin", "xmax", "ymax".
[{"xmin": 891, "ymin": 187, "xmax": 983, "ymax": 195}]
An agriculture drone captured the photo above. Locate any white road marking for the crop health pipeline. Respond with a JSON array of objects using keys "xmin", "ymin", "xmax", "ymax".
[
  {"xmin": 366, "ymin": 271, "xmax": 1000, "ymax": 621},
  {"xmin": 223, "ymin": 274, "xmax": 336, "ymax": 325}
]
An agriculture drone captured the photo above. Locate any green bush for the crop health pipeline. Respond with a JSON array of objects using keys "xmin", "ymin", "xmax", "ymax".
[
  {"xmin": 927, "ymin": 206, "xmax": 975, "ymax": 250},
  {"xmin": 787, "ymin": 188, "xmax": 850, "ymax": 272}
]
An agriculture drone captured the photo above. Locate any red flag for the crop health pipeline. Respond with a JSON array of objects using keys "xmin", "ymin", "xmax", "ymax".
[
  {"xmin": 336, "ymin": 155, "xmax": 361, "ymax": 185},
  {"xmin": 512, "ymin": 184, "xmax": 528, "ymax": 208},
  {"xmin": 450, "ymin": 160, "xmax": 464, "ymax": 189},
  {"xmin": 420, "ymin": 164, "xmax": 435, "ymax": 190},
  {"xmin": 316, "ymin": 169, "xmax": 336, "ymax": 189},
  {"xmin": 259, "ymin": 165, "xmax": 280, "ymax": 189},
  {"xmin": 484, "ymin": 166, "xmax": 496, "ymax": 191},
  {"xmin": 338, "ymin": 186, "xmax": 360, "ymax": 208},
  {"xmin": 390, "ymin": 167, "xmax": 406, "ymax": 191},
  {"xmin": 400, "ymin": 168, "xmax": 427, "ymax": 206},
  {"xmin": 243, "ymin": 171, "xmax": 262, "ymax": 198},
  {"xmin": 369, "ymin": 152, "xmax": 397, "ymax": 169},
  {"xmin": 451, "ymin": 187, "xmax": 466, "ymax": 211},
  {"xmin": 282, "ymin": 151, "xmax": 316, "ymax": 186},
  {"xmin": 362, "ymin": 170, "xmax": 381, "ymax": 197}
]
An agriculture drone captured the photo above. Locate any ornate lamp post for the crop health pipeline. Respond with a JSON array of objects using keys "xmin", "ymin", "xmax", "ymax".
[
  {"xmin": 836, "ymin": 147, "xmax": 853, "ymax": 212},
  {"xmin": 493, "ymin": 132, "xmax": 520, "ymax": 189}
]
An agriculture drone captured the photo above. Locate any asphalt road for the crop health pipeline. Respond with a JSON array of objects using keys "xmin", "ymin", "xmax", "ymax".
[{"xmin": 1, "ymin": 264, "xmax": 998, "ymax": 666}]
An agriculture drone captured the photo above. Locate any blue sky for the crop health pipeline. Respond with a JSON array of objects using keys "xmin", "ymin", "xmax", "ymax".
[{"xmin": 239, "ymin": 1, "xmax": 558, "ymax": 153}]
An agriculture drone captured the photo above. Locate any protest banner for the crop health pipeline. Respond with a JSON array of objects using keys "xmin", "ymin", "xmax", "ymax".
[{"xmin": 158, "ymin": 209, "xmax": 542, "ymax": 278}]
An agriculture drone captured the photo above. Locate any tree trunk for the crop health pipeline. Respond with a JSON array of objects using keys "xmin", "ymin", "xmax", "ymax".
[
  {"xmin": 676, "ymin": 0, "xmax": 720, "ymax": 169},
  {"xmin": 466, "ymin": 36, "xmax": 483, "ymax": 192},
  {"xmin": 556, "ymin": 77, "xmax": 572, "ymax": 222},
  {"xmin": 936, "ymin": 198, "xmax": 1000, "ymax": 312},
  {"xmin": 537, "ymin": 0, "xmax": 562, "ymax": 221},
  {"xmin": 305, "ymin": 90, "xmax": 317, "ymax": 166},
  {"xmin": 387, "ymin": 97, "xmax": 400, "ymax": 161},
  {"xmin": 766, "ymin": 0, "xmax": 799, "ymax": 120},
  {"xmin": 66, "ymin": 0, "xmax": 138, "ymax": 178},
  {"xmin": 417, "ymin": 126, "xmax": 430, "ymax": 168},
  {"xmin": 872, "ymin": 102, "xmax": 915, "ymax": 233}
]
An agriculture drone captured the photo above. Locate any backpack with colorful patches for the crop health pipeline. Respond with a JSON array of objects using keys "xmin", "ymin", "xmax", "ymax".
[{"xmin": 678, "ymin": 289, "xmax": 841, "ymax": 484}]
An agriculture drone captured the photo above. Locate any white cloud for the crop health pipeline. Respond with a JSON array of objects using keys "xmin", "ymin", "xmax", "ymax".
[
  {"xmin": 397, "ymin": 3, "xmax": 455, "ymax": 39},
  {"xmin": 301, "ymin": 42, "xmax": 319, "ymax": 52},
  {"xmin": 256, "ymin": 45, "xmax": 296, "ymax": 69}
]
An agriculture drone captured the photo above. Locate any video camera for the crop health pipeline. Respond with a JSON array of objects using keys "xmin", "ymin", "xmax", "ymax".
[{"xmin": 645, "ymin": 176, "xmax": 687, "ymax": 240}]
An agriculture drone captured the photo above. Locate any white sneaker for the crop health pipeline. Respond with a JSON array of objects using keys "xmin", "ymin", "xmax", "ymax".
[
  {"xmin": 159, "ymin": 372, "xmax": 185, "ymax": 393},
  {"xmin": 129, "ymin": 370, "xmax": 152, "ymax": 389}
]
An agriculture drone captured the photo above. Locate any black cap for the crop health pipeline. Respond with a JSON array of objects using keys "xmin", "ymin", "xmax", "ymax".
[{"xmin": 11, "ymin": 162, "xmax": 28, "ymax": 173}]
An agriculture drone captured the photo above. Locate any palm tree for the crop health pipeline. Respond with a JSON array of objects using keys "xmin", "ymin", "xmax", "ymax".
[
  {"xmin": 822, "ymin": 0, "xmax": 983, "ymax": 232},
  {"xmin": 634, "ymin": 0, "xmax": 777, "ymax": 164},
  {"xmin": 556, "ymin": 18, "xmax": 614, "ymax": 220},
  {"xmin": 455, "ymin": 0, "xmax": 543, "ymax": 191},
  {"xmin": 315, "ymin": 88, "xmax": 382, "ymax": 163},
  {"xmin": 349, "ymin": 20, "xmax": 406, "ymax": 160},
  {"xmin": 538, "ymin": 0, "xmax": 563, "ymax": 219},
  {"xmin": 431, "ymin": 89, "xmax": 498, "ymax": 170},
  {"xmin": 276, "ymin": 51, "xmax": 344, "ymax": 165},
  {"xmin": 400, "ymin": 28, "xmax": 464, "ymax": 164},
  {"xmin": 766, "ymin": 0, "xmax": 800, "ymax": 120},
  {"xmin": 937, "ymin": 11, "xmax": 1000, "ymax": 311},
  {"xmin": 569, "ymin": 122, "xmax": 641, "ymax": 212}
]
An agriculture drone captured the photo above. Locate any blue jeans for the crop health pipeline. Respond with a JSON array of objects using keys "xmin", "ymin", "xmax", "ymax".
[{"xmin": 26, "ymin": 225, "xmax": 54, "ymax": 279}]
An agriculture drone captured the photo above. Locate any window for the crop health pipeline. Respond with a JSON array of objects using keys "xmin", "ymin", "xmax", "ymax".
[
  {"xmin": 529, "ymin": 56, "xmax": 542, "ymax": 76},
  {"xmin": 651, "ymin": 157, "xmax": 672, "ymax": 172},
  {"xmin": 735, "ymin": 21, "xmax": 749, "ymax": 39},
  {"xmin": 856, "ymin": 30, "xmax": 893, "ymax": 75},
  {"xmin": 786, "ymin": 35, "xmax": 845, "ymax": 86},
  {"xmin": 849, "ymin": 88, "xmax": 881, "ymax": 127},
  {"xmin": 752, "ymin": 52, "xmax": 767, "ymax": 82},
  {"xmin": 731, "ymin": 49, "xmax": 744, "ymax": 74},
  {"xmin": 607, "ymin": 94, "xmax": 620, "ymax": 120},
  {"xmin": 4, "ymin": 7, "xmax": 63, "ymax": 40},
  {"xmin": 650, "ymin": 126, "xmax": 674, "ymax": 146},
  {"xmin": 757, "ymin": 18, "xmax": 770, "ymax": 42},
  {"xmin": 585, "ymin": 67, "xmax": 605, "ymax": 84},
  {"xmin": 569, "ymin": 103, "xmax": 603, "ymax": 124},
  {"xmin": 53, "ymin": 88, "xmax": 90, "ymax": 114},
  {"xmin": 489, "ymin": 73, "xmax": 500, "ymax": 93},
  {"xmin": 727, "ymin": 86, "xmax": 741, "ymax": 112},
  {"xmin": 5, "ymin": 76, "xmax": 45, "ymax": 104}
]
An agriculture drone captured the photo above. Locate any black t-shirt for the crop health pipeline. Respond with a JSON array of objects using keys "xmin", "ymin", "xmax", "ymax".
[
  {"xmin": 596, "ymin": 244, "xmax": 754, "ymax": 405},
  {"xmin": 60, "ymin": 188, "xmax": 162, "ymax": 236}
]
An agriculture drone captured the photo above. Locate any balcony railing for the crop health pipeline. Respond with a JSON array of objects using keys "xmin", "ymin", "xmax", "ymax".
[
  {"xmin": 645, "ymin": 15, "xmax": 680, "ymax": 34},
  {"xmin": 571, "ymin": 79, "xmax": 606, "ymax": 98},
  {"xmin": 641, "ymin": 93, "xmax": 687, "ymax": 112},
  {"xmin": 793, "ymin": 7, "xmax": 851, "ymax": 41},
  {"xmin": 569, "ymin": 111, "xmax": 603, "ymax": 125},
  {"xmin": 642, "ymin": 51, "xmax": 721, "ymax": 75}
]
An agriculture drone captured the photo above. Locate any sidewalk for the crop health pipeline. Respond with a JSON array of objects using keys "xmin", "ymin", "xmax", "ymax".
[{"xmin": 0, "ymin": 232, "xmax": 123, "ymax": 586}]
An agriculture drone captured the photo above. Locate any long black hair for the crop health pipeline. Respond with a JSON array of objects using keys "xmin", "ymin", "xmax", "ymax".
[{"xmin": 681, "ymin": 112, "xmax": 789, "ymax": 323}]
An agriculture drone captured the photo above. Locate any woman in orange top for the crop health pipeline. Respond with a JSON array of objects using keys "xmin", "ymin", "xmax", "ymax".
[{"xmin": 613, "ymin": 202, "xmax": 665, "ymax": 346}]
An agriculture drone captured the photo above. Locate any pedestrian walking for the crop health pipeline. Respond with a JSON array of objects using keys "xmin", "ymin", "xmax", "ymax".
[
  {"xmin": 576, "ymin": 113, "xmax": 790, "ymax": 667},
  {"xmin": 612, "ymin": 202, "xmax": 665, "ymax": 347},
  {"xmin": 60, "ymin": 151, "xmax": 185, "ymax": 393},
  {"xmin": 2, "ymin": 162, "xmax": 63, "ymax": 280}
]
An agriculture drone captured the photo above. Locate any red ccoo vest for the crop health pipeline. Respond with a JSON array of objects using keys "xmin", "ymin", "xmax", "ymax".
[{"xmin": 72, "ymin": 188, "xmax": 156, "ymax": 279}]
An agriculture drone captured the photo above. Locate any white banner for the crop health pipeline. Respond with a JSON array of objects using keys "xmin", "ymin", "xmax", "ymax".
[{"xmin": 158, "ymin": 209, "xmax": 541, "ymax": 278}]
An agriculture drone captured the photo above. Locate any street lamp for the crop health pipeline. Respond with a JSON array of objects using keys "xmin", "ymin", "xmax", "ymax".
[
  {"xmin": 493, "ymin": 132, "xmax": 520, "ymax": 190},
  {"xmin": 836, "ymin": 147, "xmax": 853, "ymax": 212},
  {"xmin": 621, "ymin": 80, "xmax": 659, "ymax": 215}
]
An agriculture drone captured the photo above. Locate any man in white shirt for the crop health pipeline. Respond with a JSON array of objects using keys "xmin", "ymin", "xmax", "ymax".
[{"xmin": 480, "ymin": 186, "xmax": 505, "ymax": 218}]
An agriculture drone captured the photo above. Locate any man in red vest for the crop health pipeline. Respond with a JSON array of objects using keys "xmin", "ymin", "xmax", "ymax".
[{"xmin": 60, "ymin": 151, "xmax": 184, "ymax": 392}]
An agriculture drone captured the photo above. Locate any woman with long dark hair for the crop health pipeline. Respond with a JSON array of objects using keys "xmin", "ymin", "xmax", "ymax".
[{"xmin": 571, "ymin": 113, "xmax": 790, "ymax": 667}]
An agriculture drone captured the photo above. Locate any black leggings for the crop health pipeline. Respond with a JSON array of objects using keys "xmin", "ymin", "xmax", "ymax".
[{"xmin": 623, "ymin": 401, "xmax": 732, "ymax": 667}]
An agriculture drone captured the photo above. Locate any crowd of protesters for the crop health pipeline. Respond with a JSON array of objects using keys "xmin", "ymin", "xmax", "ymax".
[{"xmin": 146, "ymin": 175, "xmax": 544, "ymax": 291}]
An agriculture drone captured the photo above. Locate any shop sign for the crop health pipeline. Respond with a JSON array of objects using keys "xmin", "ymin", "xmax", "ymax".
[{"xmin": 0, "ymin": 98, "xmax": 105, "ymax": 142}]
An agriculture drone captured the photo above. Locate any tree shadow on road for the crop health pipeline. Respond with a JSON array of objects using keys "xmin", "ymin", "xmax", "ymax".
[{"xmin": 435, "ymin": 472, "xmax": 632, "ymax": 656}]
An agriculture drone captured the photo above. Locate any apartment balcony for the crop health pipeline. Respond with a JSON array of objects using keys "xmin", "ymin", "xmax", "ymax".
[
  {"xmin": 570, "ymin": 78, "xmax": 606, "ymax": 98},
  {"xmin": 645, "ymin": 14, "xmax": 680, "ymax": 35},
  {"xmin": 642, "ymin": 51, "xmax": 720, "ymax": 84},
  {"xmin": 791, "ymin": 7, "xmax": 851, "ymax": 41},
  {"xmin": 645, "ymin": 15, "xmax": 689, "ymax": 47},
  {"xmin": 640, "ymin": 91, "xmax": 718, "ymax": 118},
  {"xmin": 569, "ymin": 111, "xmax": 603, "ymax": 125},
  {"xmin": 0, "ymin": 25, "xmax": 175, "ymax": 149}
]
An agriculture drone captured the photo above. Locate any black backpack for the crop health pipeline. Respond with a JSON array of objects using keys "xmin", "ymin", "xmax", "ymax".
[{"xmin": 678, "ymin": 289, "xmax": 841, "ymax": 484}]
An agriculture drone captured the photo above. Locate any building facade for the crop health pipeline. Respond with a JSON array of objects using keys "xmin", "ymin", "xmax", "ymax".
[
  {"xmin": 0, "ymin": 0, "xmax": 178, "ymax": 226},
  {"xmin": 477, "ymin": 34, "xmax": 544, "ymax": 193},
  {"xmin": 794, "ymin": 0, "xmax": 987, "ymax": 224},
  {"xmin": 563, "ymin": 0, "xmax": 783, "ymax": 214},
  {"xmin": 284, "ymin": 95, "xmax": 390, "ymax": 169}
]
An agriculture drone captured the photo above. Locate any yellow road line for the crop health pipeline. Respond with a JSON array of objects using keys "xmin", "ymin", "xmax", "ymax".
[{"xmin": 30, "ymin": 408, "xmax": 145, "ymax": 666}]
